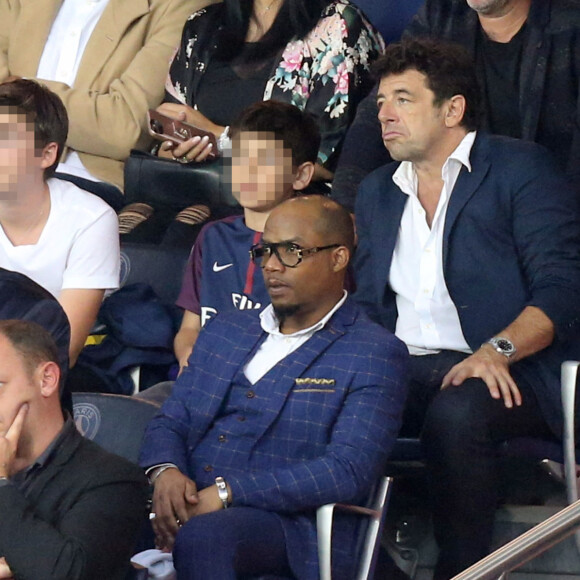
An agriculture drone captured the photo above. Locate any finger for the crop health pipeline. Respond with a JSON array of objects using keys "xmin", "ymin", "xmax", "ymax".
[
  {"xmin": 159, "ymin": 141, "xmax": 174, "ymax": 152},
  {"xmin": 185, "ymin": 480, "xmax": 199, "ymax": 504},
  {"xmin": 173, "ymin": 486, "xmax": 192, "ymax": 525},
  {"xmin": 172, "ymin": 136, "xmax": 202, "ymax": 159},
  {"xmin": 481, "ymin": 372, "xmax": 502, "ymax": 401},
  {"xmin": 5, "ymin": 404, "xmax": 28, "ymax": 444},
  {"xmin": 506, "ymin": 375, "xmax": 522, "ymax": 407},
  {"xmin": 153, "ymin": 487, "xmax": 181, "ymax": 538},
  {"xmin": 494, "ymin": 374, "xmax": 514, "ymax": 408},
  {"xmin": 192, "ymin": 142, "xmax": 214, "ymax": 162}
]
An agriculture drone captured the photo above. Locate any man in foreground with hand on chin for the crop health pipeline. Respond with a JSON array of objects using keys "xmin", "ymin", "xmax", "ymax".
[
  {"xmin": 139, "ymin": 195, "xmax": 409, "ymax": 580},
  {"xmin": 0, "ymin": 319, "xmax": 148, "ymax": 580}
]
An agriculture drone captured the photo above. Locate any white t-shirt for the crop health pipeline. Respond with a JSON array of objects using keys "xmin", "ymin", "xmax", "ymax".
[{"xmin": 0, "ymin": 178, "xmax": 120, "ymax": 298}]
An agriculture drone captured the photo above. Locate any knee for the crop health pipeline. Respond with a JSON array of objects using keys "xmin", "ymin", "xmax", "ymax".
[{"xmin": 422, "ymin": 379, "xmax": 492, "ymax": 449}]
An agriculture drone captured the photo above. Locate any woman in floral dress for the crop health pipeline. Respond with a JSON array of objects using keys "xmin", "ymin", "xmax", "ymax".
[
  {"xmin": 120, "ymin": 0, "xmax": 383, "ymax": 245},
  {"xmin": 156, "ymin": 0, "xmax": 384, "ymax": 177}
]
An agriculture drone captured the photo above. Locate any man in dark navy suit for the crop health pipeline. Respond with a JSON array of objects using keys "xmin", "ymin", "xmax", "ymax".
[
  {"xmin": 354, "ymin": 37, "xmax": 580, "ymax": 578},
  {"xmin": 140, "ymin": 195, "xmax": 409, "ymax": 580}
]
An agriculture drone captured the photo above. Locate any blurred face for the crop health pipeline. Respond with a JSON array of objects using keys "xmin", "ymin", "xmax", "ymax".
[
  {"xmin": 0, "ymin": 335, "xmax": 37, "ymax": 439},
  {"xmin": 260, "ymin": 202, "xmax": 341, "ymax": 324},
  {"xmin": 377, "ymin": 69, "xmax": 447, "ymax": 164},
  {"xmin": 229, "ymin": 131, "xmax": 296, "ymax": 212},
  {"xmin": 0, "ymin": 111, "xmax": 39, "ymax": 199}
]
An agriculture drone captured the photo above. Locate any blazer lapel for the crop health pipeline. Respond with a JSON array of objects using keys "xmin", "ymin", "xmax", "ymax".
[
  {"xmin": 10, "ymin": 0, "xmax": 62, "ymax": 76},
  {"xmin": 442, "ymin": 134, "xmax": 491, "ymax": 265},
  {"xmin": 251, "ymin": 301, "xmax": 356, "ymax": 443},
  {"xmin": 75, "ymin": 0, "xmax": 150, "ymax": 87},
  {"xmin": 372, "ymin": 181, "xmax": 407, "ymax": 302}
]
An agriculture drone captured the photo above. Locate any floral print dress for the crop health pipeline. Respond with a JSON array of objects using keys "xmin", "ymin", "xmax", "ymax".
[{"xmin": 165, "ymin": 0, "xmax": 385, "ymax": 170}]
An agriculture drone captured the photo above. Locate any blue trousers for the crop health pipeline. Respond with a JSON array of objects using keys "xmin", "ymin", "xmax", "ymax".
[
  {"xmin": 173, "ymin": 507, "xmax": 293, "ymax": 580},
  {"xmin": 402, "ymin": 351, "xmax": 553, "ymax": 579}
]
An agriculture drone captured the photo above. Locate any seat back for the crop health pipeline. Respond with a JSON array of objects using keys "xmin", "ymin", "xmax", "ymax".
[
  {"xmin": 119, "ymin": 243, "xmax": 191, "ymax": 307},
  {"xmin": 72, "ymin": 392, "xmax": 160, "ymax": 463}
]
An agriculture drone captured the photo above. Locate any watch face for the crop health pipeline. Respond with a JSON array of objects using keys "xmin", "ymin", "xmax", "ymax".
[
  {"xmin": 491, "ymin": 338, "xmax": 516, "ymax": 355},
  {"xmin": 496, "ymin": 339, "xmax": 512, "ymax": 351}
]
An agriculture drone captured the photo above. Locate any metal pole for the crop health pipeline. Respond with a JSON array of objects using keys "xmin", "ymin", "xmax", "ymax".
[{"xmin": 452, "ymin": 500, "xmax": 580, "ymax": 580}]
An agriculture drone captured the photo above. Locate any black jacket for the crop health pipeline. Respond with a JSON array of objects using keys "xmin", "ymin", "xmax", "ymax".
[
  {"xmin": 332, "ymin": 0, "xmax": 580, "ymax": 209},
  {"xmin": 0, "ymin": 422, "xmax": 148, "ymax": 580}
]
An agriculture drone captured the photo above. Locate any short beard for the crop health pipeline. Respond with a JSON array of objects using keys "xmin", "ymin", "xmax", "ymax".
[{"xmin": 273, "ymin": 304, "xmax": 300, "ymax": 326}]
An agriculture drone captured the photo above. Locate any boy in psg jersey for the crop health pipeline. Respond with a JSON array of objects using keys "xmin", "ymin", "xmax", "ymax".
[{"xmin": 173, "ymin": 101, "xmax": 320, "ymax": 371}]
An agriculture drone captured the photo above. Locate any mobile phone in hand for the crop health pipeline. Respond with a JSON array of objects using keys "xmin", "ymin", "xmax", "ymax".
[{"xmin": 147, "ymin": 109, "xmax": 219, "ymax": 159}]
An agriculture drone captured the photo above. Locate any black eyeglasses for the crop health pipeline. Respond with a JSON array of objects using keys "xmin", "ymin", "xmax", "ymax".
[{"xmin": 249, "ymin": 242, "xmax": 340, "ymax": 268}]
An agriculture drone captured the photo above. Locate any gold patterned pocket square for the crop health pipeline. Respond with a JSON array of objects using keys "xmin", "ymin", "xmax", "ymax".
[
  {"xmin": 295, "ymin": 378, "xmax": 336, "ymax": 386},
  {"xmin": 293, "ymin": 378, "xmax": 336, "ymax": 393}
]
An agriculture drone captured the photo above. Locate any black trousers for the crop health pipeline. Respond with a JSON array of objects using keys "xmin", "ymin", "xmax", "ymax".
[{"xmin": 401, "ymin": 351, "xmax": 553, "ymax": 579}]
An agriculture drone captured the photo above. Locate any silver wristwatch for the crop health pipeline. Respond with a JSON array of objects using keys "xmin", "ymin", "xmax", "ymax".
[
  {"xmin": 215, "ymin": 476, "xmax": 230, "ymax": 509},
  {"xmin": 486, "ymin": 337, "xmax": 517, "ymax": 359}
]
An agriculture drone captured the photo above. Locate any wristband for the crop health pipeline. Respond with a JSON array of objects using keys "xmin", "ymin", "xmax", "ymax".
[{"xmin": 215, "ymin": 476, "xmax": 230, "ymax": 509}]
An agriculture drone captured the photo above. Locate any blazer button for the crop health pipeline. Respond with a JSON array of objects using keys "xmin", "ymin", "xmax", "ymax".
[
  {"xmin": 246, "ymin": 390, "xmax": 255, "ymax": 399},
  {"xmin": 203, "ymin": 465, "xmax": 213, "ymax": 472},
  {"xmin": 237, "ymin": 416, "xmax": 246, "ymax": 422},
  {"xmin": 218, "ymin": 434, "xmax": 227, "ymax": 443}
]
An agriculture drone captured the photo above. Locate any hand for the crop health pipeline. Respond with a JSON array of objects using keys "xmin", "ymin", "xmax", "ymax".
[
  {"xmin": 441, "ymin": 346, "xmax": 522, "ymax": 409},
  {"xmin": 158, "ymin": 134, "xmax": 214, "ymax": 163},
  {"xmin": 156, "ymin": 103, "xmax": 221, "ymax": 135},
  {"xmin": 151, "ymin": 468, "xmax": 198, "ymax": 550},
  {"xmin": 155, "ymin": 103, "xmax": 223, "ymax": 163},
  {"xmin": 0, "ymin": 404, "xmax": 28, "ymax": 477},
  {"xmin": 188, "ymin": 484, "xmax": 227, "ymax": 518},
  {"xmin": 0, "ymin": 557, "xmax": 13, "ymax": 579}
]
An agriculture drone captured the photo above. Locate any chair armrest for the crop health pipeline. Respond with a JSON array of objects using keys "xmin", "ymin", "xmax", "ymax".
[
  {"xmin": 316, "ymin": 476, "xmax": 393, "ymax": 580},
  {"xmin": 562, "ymin": 361, "xmax": 580, "ymax": 505}
]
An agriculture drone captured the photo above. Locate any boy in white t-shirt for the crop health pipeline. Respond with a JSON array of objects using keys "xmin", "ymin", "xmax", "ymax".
[{"xmin": 0, "ymin": 79, "xmax": 119, "ymax": 364}]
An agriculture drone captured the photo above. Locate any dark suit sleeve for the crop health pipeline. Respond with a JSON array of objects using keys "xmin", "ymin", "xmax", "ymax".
[
  {"xmin": 510, "ymin": 149, "xmax": 580, "ymax": 342},
  {"xmin": 0, "ymin": 461, "xmax": 147, "ymax": 580},
  {"xmin": 227, "ymin": 333, "xmax": 409, "ymax": 512}
]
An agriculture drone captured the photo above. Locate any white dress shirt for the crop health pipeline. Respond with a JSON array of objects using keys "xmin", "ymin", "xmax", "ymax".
[
  {"xmin": 37, "ymin": 0, "xmax": 110, "ymax": 182},
  {"xmin": 244, "ymin": 291, "xmax": 348, "ymax": 384},
  {"xmin": 389, "ymin": 131, "xmax": 477, "ymax": 356}
]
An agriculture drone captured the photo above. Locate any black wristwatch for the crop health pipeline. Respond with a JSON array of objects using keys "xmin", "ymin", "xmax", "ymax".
[{"xmin": 486, "ymin": 337, "xmax": 517, "ymax": 359}]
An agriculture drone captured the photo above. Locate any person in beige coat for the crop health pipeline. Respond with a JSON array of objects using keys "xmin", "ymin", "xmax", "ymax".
[{"xmin": 0, "ymin": 0, "xmax": 214, "ymax": 201}]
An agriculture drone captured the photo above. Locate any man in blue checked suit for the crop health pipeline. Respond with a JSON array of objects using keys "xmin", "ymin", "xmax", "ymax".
[{"xmin": 139, "ymin": 195, "xmax": 409, "ymax": 580}]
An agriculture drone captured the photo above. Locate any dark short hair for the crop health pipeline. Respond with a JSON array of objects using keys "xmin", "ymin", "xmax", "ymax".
[
  {"xmin": 0, "ymin": 79, "xmax": 69, "ymax": 179},
  {"xmin": 372, "ymin": 37, "xmax": 480, "ymax": 131},
  {"xmin": 230, "ymin": 100, "xmax": 320, "ymax": 166},
  {"xmin": 0, "ymin": 319, "xmax": 60, "ymax": 380}
]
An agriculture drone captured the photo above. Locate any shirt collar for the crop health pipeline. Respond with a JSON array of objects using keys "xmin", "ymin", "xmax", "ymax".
[
  {"xmin": 259, "ymin": 291, "xmax": 348, "ymax": 337},
  {"xmin": 392, "ymin": 131, "xmax": 477, "ymax": 196}
]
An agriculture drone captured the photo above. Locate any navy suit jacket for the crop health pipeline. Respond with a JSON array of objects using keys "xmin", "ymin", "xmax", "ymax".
[
  {"xmin": 354, "ymin": 133, "xmax": 580, "ymax": 435},
  {"xmin": 140, "ymin": 297, "xmax": 408, "ymax": 579}
]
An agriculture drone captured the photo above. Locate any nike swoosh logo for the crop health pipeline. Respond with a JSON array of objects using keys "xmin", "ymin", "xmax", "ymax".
[{"xmin": 213, "ymin": 262, "xmax": 234, "ymax": 272}]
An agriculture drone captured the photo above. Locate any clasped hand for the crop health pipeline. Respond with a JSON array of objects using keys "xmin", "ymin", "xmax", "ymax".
[
  {"xmin": 151, "ymin": 469, "xmax": 224, "ymax": 550},
  {"xmin": 441, "ymin": 346, "xmax": 522, "ymax": 409}
]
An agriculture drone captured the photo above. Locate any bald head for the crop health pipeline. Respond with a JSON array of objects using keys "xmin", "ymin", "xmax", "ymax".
[{"xmin": 270, "ymin": 195, "xmax": 355, "ymax": 254}]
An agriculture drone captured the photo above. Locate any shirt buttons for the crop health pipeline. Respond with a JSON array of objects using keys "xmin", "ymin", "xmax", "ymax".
[
  {"xmin": 218, "ymin": 434, "xmax": 227, "ymax": 443},
  {"xmin": 246, "ymin": 390, "xmax": 255, "ymax": 399},
  {"xmin": 203, "ymin": 465, "xmax": 213, "ymax": 472}
]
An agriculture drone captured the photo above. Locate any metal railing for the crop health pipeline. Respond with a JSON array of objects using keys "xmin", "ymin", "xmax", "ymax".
[{"xmin": 451, "ymin": 499, "xmax": 580, "ymax": 580}]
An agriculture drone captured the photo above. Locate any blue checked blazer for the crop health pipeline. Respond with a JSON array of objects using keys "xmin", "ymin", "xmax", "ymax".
[{"xmin": 140, "ymin": 297, "xmax": 408, "ymax": 579}]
